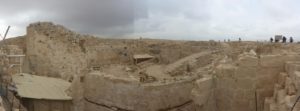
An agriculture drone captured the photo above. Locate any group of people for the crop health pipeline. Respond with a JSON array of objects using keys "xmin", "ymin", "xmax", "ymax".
[
  {"xmin": 223, "ymin": 38, "xmax": 241, "ymax": 42},
  {"xmin": 270, "ymin": 36, "xmax": 294, "ymax": 43}
]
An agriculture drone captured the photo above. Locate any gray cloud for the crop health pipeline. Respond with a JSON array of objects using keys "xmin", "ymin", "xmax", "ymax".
[
  {"xmin": 0, "ymin": 0, "xmax": 147, "ymax": 37},
  {"xmin": 1, "ymin": 0, "xmax": 300, "ymax": 41}
]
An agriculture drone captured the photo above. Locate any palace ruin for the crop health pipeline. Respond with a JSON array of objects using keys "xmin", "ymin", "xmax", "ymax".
[{"xmin": 0, "ymin": 22, "xmax": 299, "ymax": 111}]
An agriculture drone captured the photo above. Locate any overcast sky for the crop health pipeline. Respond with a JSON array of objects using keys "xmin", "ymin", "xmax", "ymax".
[{"xmin": 1, "ymin": 0, "xmax": 300, "ymax": 41}]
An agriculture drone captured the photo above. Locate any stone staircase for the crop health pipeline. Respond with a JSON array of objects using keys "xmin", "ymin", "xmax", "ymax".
[{"xmin": 264, "ymin": 61, "xmax": 300, "ymax": 111}]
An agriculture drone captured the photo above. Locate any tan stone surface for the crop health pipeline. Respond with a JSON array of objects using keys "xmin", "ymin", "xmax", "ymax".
[{"xmin": 2, "ymin": 22, "xmax": 300, "ymax": 111}]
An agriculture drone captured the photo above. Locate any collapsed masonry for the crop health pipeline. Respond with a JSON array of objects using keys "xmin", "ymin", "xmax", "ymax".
[{"xmin": 0, "ymin": 22, "xmax": 300, "ymax": 111}]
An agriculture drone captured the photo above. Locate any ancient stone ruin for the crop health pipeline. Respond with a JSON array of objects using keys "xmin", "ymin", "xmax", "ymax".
[{"xmin": 0, "ymin": 22, "xmax": 300, "ymax": 111}]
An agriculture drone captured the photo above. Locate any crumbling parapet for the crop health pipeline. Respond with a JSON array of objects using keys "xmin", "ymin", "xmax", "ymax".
[{"xmin": 26, "ymin": 22, "xmax": 88, "ymax": 79}]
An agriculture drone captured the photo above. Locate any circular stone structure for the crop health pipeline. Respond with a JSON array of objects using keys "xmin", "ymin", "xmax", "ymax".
[{"xmin": 84, "ymin": 70, "xmax": 200, "ymax": 111}]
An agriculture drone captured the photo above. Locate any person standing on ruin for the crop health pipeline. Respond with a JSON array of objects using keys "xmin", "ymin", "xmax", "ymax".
[
  {"xmin": 282, "ymin": 36, "xmax": 287, "ymax": 43},
  {"xmin": 270, "ymin": 37, "xmax": 273, "ymax": 43},
  {"xmin": 239, "ymin": 38, "xmax": 241, "ymax": 42},
  {"xmin": 290, "ymin": 37, "xmax": 294, "ymax": 43}
]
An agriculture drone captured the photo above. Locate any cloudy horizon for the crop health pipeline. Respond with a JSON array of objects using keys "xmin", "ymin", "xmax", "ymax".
[{"xmin": 1, "ymin": 0, "xmax": 300, "ymax": 41}]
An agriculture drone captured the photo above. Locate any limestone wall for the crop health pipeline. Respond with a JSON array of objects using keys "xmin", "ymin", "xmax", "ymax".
[
  {"xmin": 213, "ymin": 51, "xmax": 300, "ymax": 111},
  {"xmin": 264, "ymin": 61, "xmax": 300, "ymax": 111},
  {"xmin": 257, "ymin": 54, "xmax": 300, "ymax": 111},
  {"xmin": 26, "ymin": 22, "xmax": 88, "ymax": 79},
  {"xmin": 84, "ymin": 72, "xmax": 197, "ymax": 111},
  {"xmin": 191, "ymin": 75, "xmax": 216, "ymax": 111},
  {"xmin": 215, "ymin": 53, "xmax": 258, "ymax": 111}
]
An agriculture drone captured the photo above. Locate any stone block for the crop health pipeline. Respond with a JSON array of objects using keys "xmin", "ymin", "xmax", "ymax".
[
  {"xmin": 236, "ymin": 78, "xmax": 255, "ymax": 89},
  {"xmin": 285, "ymin": 61, "xmax": 300, "ymax": 75},
  {"xmin": 232, "ymin": 99, "xmax": 253, "ymax": 111},
  {"xmin": 194, "ymin": 76, "xmax": 213, "ymax": 91},
  {"xmin": 273, "ymin": 84, "xmax": 281, "ymax": 101},
  {"xmin": 191, "ymin": 90, "xmax": 212, "ymax": 106},
  {"xmin": 260, "ymin": 55, "xmax": 284, "ymax": 67},
  {"xmin": 286, "ymin": 64, "xmax": 299, "ymax": 80},
  {"xmin": 277, "ymin": 89, "xmax": 286, "ymax": 104},
  {"xmin": 233, "ymin": 90, "xmax": 244, "ymax": 99},
  {"xmin": 294, "ymin": 71, "xmax": 300, "ymax": 90},
  {"xmin": 269, "ymin": 103, "xmax": 278, "ymax": 111},
  {"xmin": 278, "ymin": 72, "xmax": 288, "ymax": 88},
  {"xmin": 216, "ymin": 95, "xmax": 232, "ymax": 111},
  {"xmin": 192, "ymin": 76, "xmax": 214, "ymax": 106},
  {"xmin": 216, "ymin": 64, "xmax": 237, "ymax": 78},
  {"xmin": 285, "ymin": 77, "xmax": 297, "ymax": 95},
  {"xmin": 257, "ymin": 67, "xmax": 281, "ymax": 80},
  {"xmin": 264, "ymin": 97, "xmax": 274, "ymax": 111},
  {"xmin": 284, "ymin": 95, "xmax": 296, "ymax": 110},
  {"xmin": 257, "ymin": 88, "xmax": 274, "ymax": 106},
  {"xmin": 278, "ymin": 104, "xmax": 288, "ymax": 111},
  {"xmin": 256, "ymin": 75, "xmax": 277, "ymax": 89},
  {"xmin": 225, "ymin": 78, "xmax": 238, "ymax": 89},
  {"xmin": 287, "ymin": 84, "xmax": 296, "ymax": 95},
  {"xmin": 243, "ymin": 89, "xmax": 256, "ymax": 100}
]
